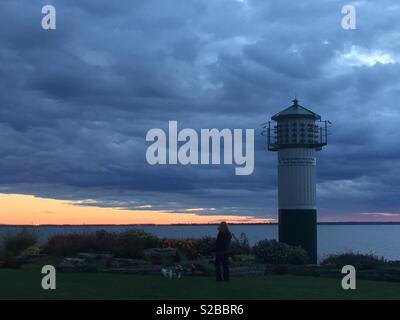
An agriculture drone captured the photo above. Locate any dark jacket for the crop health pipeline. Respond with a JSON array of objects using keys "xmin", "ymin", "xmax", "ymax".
[{"xmin": 215, "ymin": 231, "xmax": 232, "ymax": 255}]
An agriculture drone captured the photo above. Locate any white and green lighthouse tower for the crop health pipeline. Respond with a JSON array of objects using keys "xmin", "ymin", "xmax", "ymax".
[{"xmin": 266, "ymin": 99, "xmax": 329, "ymax": 263}]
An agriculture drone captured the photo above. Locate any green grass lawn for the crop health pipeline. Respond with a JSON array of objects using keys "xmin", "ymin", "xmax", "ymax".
[{"xmin": 1, "ymin": 265, "xmax": 400, "ymax": 299}]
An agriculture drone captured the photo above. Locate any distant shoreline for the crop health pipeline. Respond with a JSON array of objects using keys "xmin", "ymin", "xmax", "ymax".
[{"xmin": 2, "ymin": 222, "xmax": 400, "ymax": 227}]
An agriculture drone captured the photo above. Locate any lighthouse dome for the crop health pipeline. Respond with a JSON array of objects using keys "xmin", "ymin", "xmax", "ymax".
[{"xmin": 272, "ymin": 99, "xmax": 321, "ymax": 121}]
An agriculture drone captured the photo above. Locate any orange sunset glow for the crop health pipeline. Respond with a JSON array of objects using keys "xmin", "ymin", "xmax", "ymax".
[{"xmin": 0, "ymin": 194, "xmax": 273, "ymax": 225}]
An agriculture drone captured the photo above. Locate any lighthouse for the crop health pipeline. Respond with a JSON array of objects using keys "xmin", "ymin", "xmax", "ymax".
[{"xmin": 265, "ymin": 99, "xmax": 329, "ymax": 263}]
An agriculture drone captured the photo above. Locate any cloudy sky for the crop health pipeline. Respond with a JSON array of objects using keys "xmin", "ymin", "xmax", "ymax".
[{"xmin": 0, "ymin": 0, "xmax": 399, "ymax": 224}]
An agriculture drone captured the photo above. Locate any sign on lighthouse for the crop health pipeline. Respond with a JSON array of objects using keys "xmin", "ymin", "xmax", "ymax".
[{"xmin": 264, "ymin": 99, "xmax": 330, "ymax": 263}]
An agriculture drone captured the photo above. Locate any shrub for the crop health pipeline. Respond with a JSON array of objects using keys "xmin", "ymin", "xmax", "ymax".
[
  {"xmin": 46, "ymin": 229, "xmax": 161, "ymax": 258},
  {"xmin": 114, "ymin": 229, "xmax": 161, "ymax": 258},
  {"xmin": 0, "ymin": 228, "xmax": 39, "ymax": 268},
  {"xmin": 162, "ymin": 238, "xmax": 202, "ymax": 259},
  {"xmin": 161, "ymin": 234, "xmax": 251, "ymax": 260},
  {"xmin": 320, "ymin": 253, "xmax": 385, "ymax": 270},
  {"xmin": 2, "ymin": 228, "xmax": 39, "ymax": 257},
  {"xmin": 231, "ymin": 232, "xmax": 251, "ymax": 255},
  {"xmin": 252, "ymin": 239, "xmax": 308, "ymax": 265},
  {"xmin": 46, "ymin": 233, "xmax": 99, "ymax": 257},
  {"xmin": 197, "ymin": 236, "xmax": 216, "ymax": 257},
  {"xmin": 161, "ymin": 236, "xmax": 225, "ymax": 259},
  {"xmin": 18, "ymin": 246, "xmax": 42, "ymax": 260}
]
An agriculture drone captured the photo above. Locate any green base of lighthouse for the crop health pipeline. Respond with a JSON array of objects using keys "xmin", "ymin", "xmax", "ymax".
[{"xmin": 278, "ymin": 209, "xmax": 317, "ymax": 264}]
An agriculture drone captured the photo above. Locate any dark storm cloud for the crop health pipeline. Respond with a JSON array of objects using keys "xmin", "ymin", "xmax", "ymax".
[{"xmin": 0, "ymin": 0, "xmax": 400, "ymax": 220}]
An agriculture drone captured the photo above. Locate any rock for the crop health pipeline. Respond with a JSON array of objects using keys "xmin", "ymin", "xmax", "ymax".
[
  {"xmin": 64, "ymin": 257, "xmax": 86, "ymax": 263},
  {"xmin": 59, "ymin": 257, "xmax": 86, "ymax": 268},
  {"xmin": 77, "ymin": 252, "xmax": 114, "ymax": 260},
  {"xmin": 144, "ymin": 248, "xmax": 178, "ymax": 264},
  {"xmin": 144, "ymin": 248, "xmax": 177, "ymax": 257},
  {"xmin": 59, "ymin": 257, "xmax": 97, "ymax": 272},
  {"xmin": 109, "ymin": 258, "xmax": 147, "ymax": 268}
]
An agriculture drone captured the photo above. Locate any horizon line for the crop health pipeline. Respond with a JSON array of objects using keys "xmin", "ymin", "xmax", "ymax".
[{"xmin": 2, "ymin": 221, "xmax": 400, "ymax": 227}]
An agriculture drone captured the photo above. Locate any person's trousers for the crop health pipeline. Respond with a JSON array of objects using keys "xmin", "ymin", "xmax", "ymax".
[{"xmin": 215, "ymin": 253, "xmax": 229, "ymax": 281}]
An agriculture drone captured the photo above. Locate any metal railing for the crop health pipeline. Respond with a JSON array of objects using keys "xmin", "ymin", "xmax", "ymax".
[{"xmin": 262, "ymin": 120, "xmax": 330, "ymax": 151}]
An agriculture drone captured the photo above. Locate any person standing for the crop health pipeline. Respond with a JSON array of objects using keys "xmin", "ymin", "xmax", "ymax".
[{"xmin": 215, "ymin": 222, "xmax": 232, "ymax": 282}]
